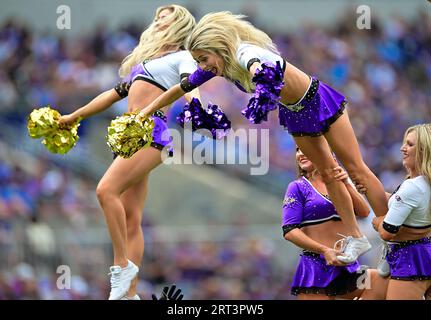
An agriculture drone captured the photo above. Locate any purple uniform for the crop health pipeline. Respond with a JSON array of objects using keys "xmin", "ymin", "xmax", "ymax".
[
  {"xmin": 282, "ymin": 177, "xmax": 362, "ymax": 296},
  {"xmin": 383, "ymin": 176, "xmax": 431, "ymax": 280},
  {"xmin": 182, "ymin": 43, "xmax": 346, "ymax": 137}
]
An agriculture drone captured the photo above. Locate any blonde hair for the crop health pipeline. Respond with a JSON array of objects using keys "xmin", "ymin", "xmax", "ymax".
[
  {"xmin": 186, "ymin": 11, "xmax": 279, "ymax": 92},
  {"xmin": 404, "ymin": 123, "xmax": 431, "ymax": 183},
  {"xmin": 119, "ymin": 4, "xmax": 195, "ymax": 77}
]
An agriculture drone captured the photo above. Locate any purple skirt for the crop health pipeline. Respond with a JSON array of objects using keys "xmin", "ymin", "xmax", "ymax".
[
  {"xmin": 291, "ymin": 251, "xmax": 362, "ymax": 296},
  {"xmin": 387, "ymin": 237, "xmax": 431, "ymax": 280},
  {"xmin": 278, "ymin": 78, "xmax": 347, "ymax": 137},
  {"xmin": 150, "ymin": 110, "xmax": 173, "ymax": 157}
]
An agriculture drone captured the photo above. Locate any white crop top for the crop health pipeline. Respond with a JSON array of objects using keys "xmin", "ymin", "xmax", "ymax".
[
  {"xmin": 236, "ymin": 43, "xmax": 284, "ymax": 71},
  {"xmin": 122, "ymin": 50, "xmax": 197, "ymax": 92},
  {"xmin": 384, "ymin": 176, "xmax": 431, "ymax": 229}
]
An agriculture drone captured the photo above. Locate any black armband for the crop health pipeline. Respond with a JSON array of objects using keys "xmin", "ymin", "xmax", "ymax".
[
  {"xmin": 114, "ymin": 81, "xmax": 130, "ymax": 98},
  {"xmin": 282, "ymin": 224, "xmax": 301, "ymax": 237},
  {"xmin": 247, "ymin": 58, "xmax": 261, "ymax": 71},
  {"xmin": 382, "ymin": 221, "xmax": 401, "ymax": 234},
  {"xmin": 180, "ymin": 74, "xmax": 196, "ymax": 93}
]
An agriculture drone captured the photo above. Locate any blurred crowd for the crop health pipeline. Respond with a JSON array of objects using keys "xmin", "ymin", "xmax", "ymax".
[
  {"xmin": 1, "ymin": 8, "xmax": 430, "ymax": 299},
  {"xmin": 0, "ymin": 143, "xmax": 294, "ymax": 299},
  {"xmin": 1, "ymin": 10, "xmax": 430, "ymax": 187}
]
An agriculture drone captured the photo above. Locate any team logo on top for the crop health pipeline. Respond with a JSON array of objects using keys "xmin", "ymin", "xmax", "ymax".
[
  {"xmin": 283, "ymin": 196, "xmax": 296, "ymax": 206},
  {"xmin": 286, "ymin": 104, "xmax": 305, "ymax": 112},
  {"xmin": 395, "ymin": 195, "xmax": 402, "ymax": 202}
]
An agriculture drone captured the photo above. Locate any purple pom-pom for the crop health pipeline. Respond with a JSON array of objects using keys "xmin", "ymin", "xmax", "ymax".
[
  {"xmin": 177, "ymin": 98, "xmax": 231, "ymax": 139},
  {"xmin": 241, "ymin": 61, "xmax": 284, "ymax": 124}
]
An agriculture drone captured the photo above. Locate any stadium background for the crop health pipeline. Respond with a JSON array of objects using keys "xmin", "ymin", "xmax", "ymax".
[{"xmin": 0, "ymin": 0, "xmax": 430, "ymax": 299}]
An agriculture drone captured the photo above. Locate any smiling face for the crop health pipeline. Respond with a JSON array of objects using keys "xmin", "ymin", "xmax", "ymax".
[
  {"xmin": 153, "ymin": 8, "xmax": 173, "ymax": 32},
  {"xmin": 296, "ymin": 147, "xmax": 315, "ymax": 174},
  {"xmin": 191, "ymin": 49, "xmax": 225, "ymax": 76},
  {"xmin": 401, "ymin": 130, "xmax": 418, "ymax": 176}
]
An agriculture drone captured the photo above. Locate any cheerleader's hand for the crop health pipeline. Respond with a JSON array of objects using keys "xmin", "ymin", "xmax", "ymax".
[
  {"xmin": 323, "ymin": 247, "xmax": 347, "ymax": 267},
  {"xmin": 333, "ymin": 166, "xmax": 349, "ymax": 184},
  {"xmin": 58, "ymin": 114, "xmax": 80, "ymax": 128},
  {"xmin": 151, "ymin": 284, "xmax": 184, "ymax": 300},
  {"xmin": 137, "ymin": 109, "xmax": 150, "ymax": 122},
  {"xmin": 354, "ymin": 183, "xmax": 367, "ymax": 194}
]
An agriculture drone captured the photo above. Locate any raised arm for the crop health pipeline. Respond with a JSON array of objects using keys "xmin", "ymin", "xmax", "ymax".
[{"xmin": 59, "ymin": 88, "xmax": 122, "ymax": 126}]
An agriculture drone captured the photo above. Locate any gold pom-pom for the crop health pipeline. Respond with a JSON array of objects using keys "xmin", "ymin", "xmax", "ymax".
[
  {"xmin": 27, "ymin": 106, "xmax": 80, "ymax": 154},
  {"xmin": 41, "ymin": 124, "xmax": 80, "ymax": 154},
  {"xmin": 27, "ymin": 106, "xmax": 61, "ymax": 138},
  {"xmin": 107, "ymin": 112, "xmax": 155, "ymax": 158}
]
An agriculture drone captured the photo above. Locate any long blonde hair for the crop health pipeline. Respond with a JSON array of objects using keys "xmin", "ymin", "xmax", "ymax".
[
  {"xmin": 119, "ymin": 4, "xmax": 195, "ymax": 77},
  {"xmin": 404, "ymin": 124, "xmax": 431, "ymax": 183},
  {"xmin": 186, "ymin": 11, "xmax": 279, "ymax": 92}
]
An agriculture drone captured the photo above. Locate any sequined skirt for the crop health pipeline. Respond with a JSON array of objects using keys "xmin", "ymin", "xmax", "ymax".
[
  {"xmin": 150, "ymin": 110, "xmax": 173, "ymax": 157},
  {"xmin": 291, "ymin": 250, "xmax": 361, "ymax": 296},
  {"xmin": 386, "ymin": 237, "xmax": 431, "ymax": 280},
  {"xmin": 278, "ymin": 77, "xmax": 347, "ymax": 137}
]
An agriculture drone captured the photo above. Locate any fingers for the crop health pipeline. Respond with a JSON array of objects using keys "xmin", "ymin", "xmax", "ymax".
[
  {"xmin": 58, "ymin": 116, "xmax": 75, "ymax": 129},
  {"xmin": 334, "ymin": 172, "xmax": 348, "ymax": 181},
  {"xmin": 171, "ymin": 288, "xmax": 183, "ymax": 300},
  {"xmin": 154, "ymin": 284, "xmax": 184, "ymax": 300},
  {"xmin": 353, "ymin": 183, "xmax": 367, "ymax": 194},
  {"xmin": 327, "ymin": 257, "xmax": 347, "ymax": 267},
  {"xmin": 333, "ymin": 166, "xmax": 348, "ymax": 182},
  {"xmin": 160, "ymin": 286, "xmax": 169, "ymax": 300},
  {"xmin": 168, "ymin": 285, "xmax": 177, "ymax": 298},
  {"xmin": 333, "ymin": 165, "xmax": 342, "ymax": 172}
]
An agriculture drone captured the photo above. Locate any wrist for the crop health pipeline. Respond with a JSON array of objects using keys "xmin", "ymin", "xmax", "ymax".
[
  {"xmin": 72, "ymin": 110, "xmax": 82, "ymax": 120},
  {"xmin": 318, "ymin": 246, "xmax": 331, "ymax": 255}
]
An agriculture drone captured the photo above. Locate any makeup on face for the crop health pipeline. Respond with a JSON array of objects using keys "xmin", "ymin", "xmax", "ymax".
[
  {"xmin": 296, "ymin": 147, "xmax": 314, "ymax": 172},
  {"xmin": 191, "ymin": 50, "xmax": 224, "ymax": 76},
  {"xmin": 401, "ymin": 131, "xmax": 418, "ymax": 175}
]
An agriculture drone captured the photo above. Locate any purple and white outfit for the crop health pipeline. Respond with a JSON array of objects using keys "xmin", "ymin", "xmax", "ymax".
[
  {"xmin": 282, "ymin": 177, "xmax": 362, "ymax": 296},
  {"xmin": 382, "ymin": 176, "xmax": 431, "ymax": 280},
  {"xmin": 181, "ymin": 43, "xmax": 346, "ymax": 136},
  {"xmin": 114, "ymin": 51, "xmax": 198, "ymax": 156}
]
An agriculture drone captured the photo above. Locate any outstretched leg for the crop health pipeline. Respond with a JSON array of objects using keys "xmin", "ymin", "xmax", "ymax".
[{"xmin": 323, "ymin": 111, "xmax": 388, "ymax": 217}]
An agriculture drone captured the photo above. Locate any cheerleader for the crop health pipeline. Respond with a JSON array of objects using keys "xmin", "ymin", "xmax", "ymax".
[
  {"xmin": 282, "ymin": 147, "xmax": 389, "ymax": 299},
  {"xmin": 372, "ymin": 124, "xmax": 431, "ymax": 299},
  {"xmin": 59, "ymin": 5, "xmax": 199, "ymax": 300},
  {"xmin": 140, "ymin": 12, "xmax": 389, "ymax": 263}
]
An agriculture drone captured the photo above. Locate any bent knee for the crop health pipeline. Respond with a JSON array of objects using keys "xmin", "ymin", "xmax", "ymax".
[{"xmin": 96, "ymin": 181, "xmax": 116, "ymax": 202}]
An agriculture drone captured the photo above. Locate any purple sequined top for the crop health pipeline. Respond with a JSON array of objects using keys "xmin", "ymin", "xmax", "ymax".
[{"xmin": 282, "ymin": 176, "xmax": 341, "ymax": 235}]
